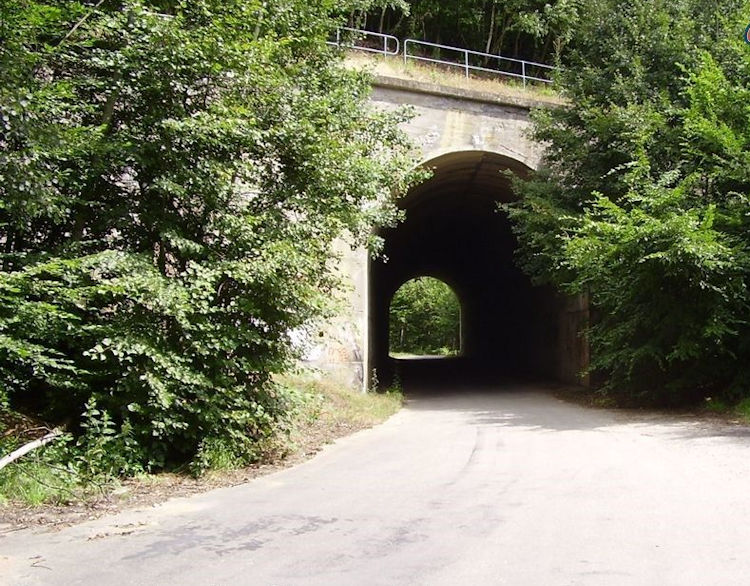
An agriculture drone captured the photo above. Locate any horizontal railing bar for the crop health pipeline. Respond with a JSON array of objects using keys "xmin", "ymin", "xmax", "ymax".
[
  {"xmin": 404, "ymin": 38, "xmax": 556, "ymax": 71},
  {"xmin": 331, "ymin": 28, "xmax": 558, "ymax": 85},
  {"xmin": 329, "ymin": 27, "xmax": 400, "ymax": 56},
  {"xmin": 468, "ymin": 64, "xmax": 554, "ymax": 84},
  {"xmin": 405, "ymin": 54, "xmax": 469, "ymax": 69}
]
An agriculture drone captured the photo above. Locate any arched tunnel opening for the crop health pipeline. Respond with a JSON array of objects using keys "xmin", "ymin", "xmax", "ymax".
[
  {"xmin": 388, "ymin": 276, "xmax": 463, "ymax": 359},
  {"xmin": 369, "ymin": 150, "xmax": 585, "ymax": 391}
]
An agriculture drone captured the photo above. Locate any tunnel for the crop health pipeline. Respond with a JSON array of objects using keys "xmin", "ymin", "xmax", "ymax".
[{"xmin": 368, "ymin": 150, "xmax": 586, "ymax": 390}]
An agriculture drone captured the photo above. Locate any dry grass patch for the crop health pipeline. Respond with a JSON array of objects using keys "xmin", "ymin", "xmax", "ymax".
[
  {"xmin": 344, "ymin": 52, "xmax": 566, "ymax": 105},
  {"xmin": 0, "ymin": 373, "xmax": 402, "ymax": 530},
  {"xmin": 281, "ymin": 373, "xmax": 403, "ymax": 458}
]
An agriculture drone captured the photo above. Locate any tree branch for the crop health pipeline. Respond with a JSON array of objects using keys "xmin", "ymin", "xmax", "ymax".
[
  {"xmin": 57, "ymin": 0, "xmax": 106, "ymax": 46},
  {"xmin": 0, "ymin": 430, "xmax": 63, "ymax": 472}
]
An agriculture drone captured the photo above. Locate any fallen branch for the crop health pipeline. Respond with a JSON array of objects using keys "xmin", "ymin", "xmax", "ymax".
[
  {"xmin": 0, "ymin": 430, "xmax": 63, "ymax": 472},
  {"xmin": 57, "ymin": 0, "xmax": 106, "ymax": 46}
]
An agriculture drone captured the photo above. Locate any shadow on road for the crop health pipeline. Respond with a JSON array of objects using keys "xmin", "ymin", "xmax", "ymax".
[
  {"xmin": 395, "ymin": 357, "xmax": 750, "ymax": 441},
  {"xmin": 394, "ymin": 356, "xmax": 550, "ymax": 395}
]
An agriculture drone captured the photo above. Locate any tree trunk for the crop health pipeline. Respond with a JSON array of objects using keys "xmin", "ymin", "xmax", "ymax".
[
  {"xmin": 485, "ymin": 2, "xmax": 496, "ymax": 55},
  {"xmin": 494, "ymin": 18, "xmax": 509, "ymax": 56}
]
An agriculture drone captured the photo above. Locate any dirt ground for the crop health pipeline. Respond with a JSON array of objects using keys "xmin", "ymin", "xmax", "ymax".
[{"xmin": 0, "ymin": 415, "xmax": 370, "ymax": 533}]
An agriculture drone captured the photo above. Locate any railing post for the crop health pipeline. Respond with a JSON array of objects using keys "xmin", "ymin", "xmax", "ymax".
[{"xmin": 332, "ymin": 28, "xmax": 558, "ymax": 83}]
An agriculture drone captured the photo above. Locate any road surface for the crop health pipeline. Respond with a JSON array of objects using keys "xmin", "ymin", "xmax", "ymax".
[{"xmin": 4, "ymin": 386, "xmax": 750, "ymax": 585}]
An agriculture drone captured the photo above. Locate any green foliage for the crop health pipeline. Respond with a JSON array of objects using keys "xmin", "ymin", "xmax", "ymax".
[
  {"xmin": 190, "ymin": 437, "xmax": 244, "ymax": 476},
  {"xmin": 508, "ymin": 0, "xmax": 750, "ymax": 403},
  {"xmin": 362, "ymin": 0, "xmax": 581, "ymax": 64},
  {"xmin": 733, "ymin": 398, "xmax": 750, "ymax": 421},
  {"xmin": 389, "ymin": 276, "xmax": 461, "ymax": 356},
  {"xmin": 0, "ymin": 456, "xmax": 77, "ymax": 506},
  {"xmin": 0, "ymin": 430, "xmax": 84, "ymax": 506},
  {"xmin": 0, "ymin": 0, "xmax": 418, "ymax": 473}
]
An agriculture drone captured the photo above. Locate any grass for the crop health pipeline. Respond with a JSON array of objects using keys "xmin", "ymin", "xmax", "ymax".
[
  {"xmin": 280, "ymin": 371, "xmax": 403, "ymax": 438},
  {"xmin": 703, "ymin": 396, "xmax": 750, "ymax": 423},
  {"xmin": 0, "ymin": 412, "xmax": 85, "ymax": 507},
  {"xmin": 0, "ymin": 449, "xmax": 90, "ymax": 507},
  {"xmin": 0, "ymin": 373, "xmax": 403, "ymax": 510},
  {"xmin": 735, "ymin": 398, "xmax": 750, "ymax": 421},
  {"xmin": 344, "ymin": 52, "xmax": 566, "ymax": 105}
]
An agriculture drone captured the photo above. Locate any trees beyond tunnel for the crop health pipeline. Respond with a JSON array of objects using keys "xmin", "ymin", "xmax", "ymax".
[{"xmin": 389, "ymin": 277, "xmax": 462, "ymax": 358}]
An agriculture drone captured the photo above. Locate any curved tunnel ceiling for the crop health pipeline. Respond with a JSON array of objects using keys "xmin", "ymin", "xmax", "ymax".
[
  {"xmin": 401, "ymin": 150, "xmax": 531, "ymax": 210},
  {"xmin": 384, "ymin": 149, "xmax": 532, "ymax": 294}
]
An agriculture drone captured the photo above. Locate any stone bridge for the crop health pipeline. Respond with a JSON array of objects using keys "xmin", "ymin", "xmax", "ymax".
[{"xmin": 307, "ymin": 75, "xmax": 588, "ymax": 390}]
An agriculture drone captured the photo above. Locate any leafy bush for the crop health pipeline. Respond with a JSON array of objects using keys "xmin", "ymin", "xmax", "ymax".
[
  {"xmin": 0, "ymin": 1, "xmax": 417, "ymax": 471},
  {"xmin": 507, "ymin": 0, "xmax": 750, "ymax": 404}
]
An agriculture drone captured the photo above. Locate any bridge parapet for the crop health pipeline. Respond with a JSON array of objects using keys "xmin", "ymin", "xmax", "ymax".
[{"xmin": 371, "ymin": 74, "xmax": 548, "ymax": 170}]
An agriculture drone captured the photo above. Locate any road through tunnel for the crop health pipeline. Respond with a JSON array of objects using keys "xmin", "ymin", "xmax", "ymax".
[{"xmin": 368, "ymin": 150, "xmax": 586, "ymax": 390}]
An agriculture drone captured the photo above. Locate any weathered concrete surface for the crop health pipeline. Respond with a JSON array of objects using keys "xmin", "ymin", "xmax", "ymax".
[
  {"xmin": 308, "ymin": 76, "xmax": 566, "ymax": 391},
  {"xmin": 371, "ymin": 75, "xmax": 547, "ymax": 168},
  {"xmin": 302, "ymin": 239, "xmax": 369, "ymax": 389},
  {"xmin": 5, "ymin": 388, "xmax": 750, "ymax": 585}
]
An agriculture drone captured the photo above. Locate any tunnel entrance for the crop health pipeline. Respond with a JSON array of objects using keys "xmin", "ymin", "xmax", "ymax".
[
  {"xmin": 369, "ymin": 150, "xmax": 582, "ymax": 390},
  {"xmin": 389, "ymin": 276, "xmax": 462, "ymax": 359}
]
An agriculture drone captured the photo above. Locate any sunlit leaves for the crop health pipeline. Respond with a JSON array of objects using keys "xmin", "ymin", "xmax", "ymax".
[
  {"xmin": 508, "ymin": 0, "xmax": 750, "ymax": 402},
  {"xmin": 0, "ymin": 0, "xmax": 418, "ymax": 471},
  {"xmin": 389, "ymin": 277, "xmax": 461, "ymax": 356}
]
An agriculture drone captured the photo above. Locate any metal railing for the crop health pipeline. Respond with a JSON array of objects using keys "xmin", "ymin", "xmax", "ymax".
[
  {"xmin": 403, "ymin": 39, "xmax": 556, "ymax": 86},
  {"xmin": 328, "ymin": 27, "xmax": 557, "ymax": 86},
  {"xmin": 327, "ymin": 27, "xmax": 400, "ymax": 56}
]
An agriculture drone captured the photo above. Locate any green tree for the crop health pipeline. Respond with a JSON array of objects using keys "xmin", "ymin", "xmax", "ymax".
[
  {"xmin": 507, "ymin": 0, "xmax": 750, "ymax": 403},
  {"xmin": 362, "ymin": 0, "xmax": 581, "ymax": 64},
  {"xmin": 0, "ymin": 0, "xmax": 418, "ymax": 472},
  {"xmin": 389, "ymin": 277, "xmax": 461, "ymax": 356}
]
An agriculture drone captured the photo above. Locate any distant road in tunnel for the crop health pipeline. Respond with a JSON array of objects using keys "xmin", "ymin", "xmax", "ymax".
[{"xmin": 5, "ymin": 387, "xmax": 750, "ymax": 585}]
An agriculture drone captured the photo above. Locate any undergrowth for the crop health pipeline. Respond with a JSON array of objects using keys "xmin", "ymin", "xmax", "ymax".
[
  {"xmin": 0, "ymin": 433, "xmax": 115, "ymax": 507},
  {"xmin": 703, "ymin": 396, "xmax": 750, "ymax": 423},
  {"xmin": 344, "ymin": 52, "xmax": 565, "ymax": 104},
  {"xmin": 0, "ymin": 372, "xmax": 403, "ymax": 507},
  {"xmin": 279, "ymin": 372, "xmax": 403, "ymax": 449}
]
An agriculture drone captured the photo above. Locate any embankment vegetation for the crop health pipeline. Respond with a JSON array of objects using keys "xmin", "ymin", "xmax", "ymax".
[
  {"xmin": 0, "ymin": 0, "xmax": 417, "ymax": 496},
  {"xmin": 506, "ymin": 0, "xmax": 750, "ymax": 405},
  {"xmin": 2, "ymin": 374, "xmax": 402, "ymax": 509}
]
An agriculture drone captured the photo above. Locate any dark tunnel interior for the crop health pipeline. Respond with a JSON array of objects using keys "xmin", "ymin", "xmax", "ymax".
[{"xmin": 368, "ymin": 150, "xmax": 564, "ymax": 390}]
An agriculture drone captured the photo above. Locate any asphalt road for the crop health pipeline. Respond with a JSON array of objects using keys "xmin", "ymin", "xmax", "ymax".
[{"xmin": 4, "ymin": 386, "xmax": 750, "ymax": 585}]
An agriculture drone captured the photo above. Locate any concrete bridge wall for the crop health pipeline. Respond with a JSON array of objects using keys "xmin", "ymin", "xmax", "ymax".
[{"xmin": 306, "ymin": 76, "xmax": 588, "ymax": 390}]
